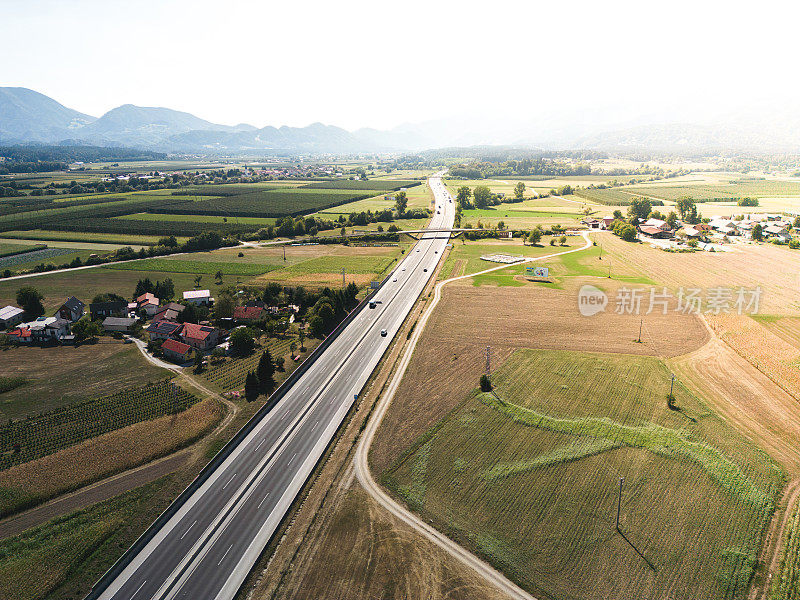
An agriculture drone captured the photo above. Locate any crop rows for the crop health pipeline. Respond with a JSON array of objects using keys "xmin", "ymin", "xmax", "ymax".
[
  {"xmin": 572, "ymin": 188, "xmax": 644, "ymax": 205},
  {"xmin": 203, "ymin": 337, "xmax": 297, "ymax": 390},
  {"xmin": 0, "ymin": 247, "xmax": 75, "ymax": 269},
  {"xmin": 301, "ymin": 180, "xmax": 420, "ymax": 191},
  {"xmin": 42, "ymin": 216, "xmax": 260, "ymax": 237},
  {"xmin": 626, "ymin": 180, "xmax": 800, "ymax": 202},
  {"xmin": 0, "ymin": 379, "xmax": 198, "ymax": 470},
  {"xmin": 154, "ymin": 189, "xmax": 379, "ymax": 218}
]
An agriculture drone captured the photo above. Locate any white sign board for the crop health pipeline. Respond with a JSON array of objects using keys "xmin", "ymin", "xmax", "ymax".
[
  {"xmin": 526, "ymin": 266, "xmax": 549, "ymax": 278},
  {"xmin": 370, "ymin": 281, "xmax": 381, "ymax": 289}
]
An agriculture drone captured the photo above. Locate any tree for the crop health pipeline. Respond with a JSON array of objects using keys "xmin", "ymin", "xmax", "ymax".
[
  {"xmin": 619, "ymin": 223, "xmax": 637, "ymax": 242},
  {"xmin": 72, "ymin": 317, "xmax": 102, "ymax": 342},
  {"xmin": 473, "ymin": 185, "xmax": 492, "ymax": 209},
  {"xmin": 290, "ymin": 341, "xmax": 297, "ymax": 359},
  {"xmin": 16, "ymin": 286, "xmax": 44, "ymax": 317},
  {"xmin": 275, "ymin": 356, "xmax": 285, "ymax": 371},
  {"xmin": 244, "ymin": 371, "xmax": 260, "ymax": 402},
  {"xmin": 394, "ymin": 191, "xmax": 408, "ymax": 215},
  {"xmin": 513, "ymin": 181, "xmax": 525, "ymax": 200},
  {"xmin": 676, "ymin": 197, "xmax": 699, "ymax": 224},
  {"xmin": 158, "ymin": 235, "xmax": 178, "ymax": 247},
  {"xmin": 92, "ymin": 292, "xmax": 126, "ymax": 304},
  {"xmin": 298, "ymin": 327, "xmax": 305, "ymax": 350},
  {"xmin": 154, "ymin": 278, "xmax": 174, "ymax": 302},
  {"xmin": 613, "ymin": 209, "xmax": 623, "ymax": 220},
  {"xmin": 627, "ymin": 197, "xmax": 652, "ymax": 222},
  {"xmin": 194, "ymin": 350, "xmax": 204, "ymax": 373},
  {"xmin": 193, "ymin": 275, "xmax": 203, "ymax": 288},
  {"xmin": 479, "ymin": 374, "xmax": 492, "ymax": 392},
  {"xmin": 309, "ymin": 315, "xmax": 325, "ymax": 338},
  {"xmin": 793, "ymin": 216, "xmax": 800, "ymax": 229},
  {"xmin": 559, "ymin": 235, "xmax": 567, "ymax": 245},
  {"xmin": 752, "ymin": 223, "xmax": 763, "ymax": 241},
  {"xmin": 666, "ymin": 211, "xmax": 679, "ymax": 229},
  {"xmin": 230, "ymin": 327, "xmax": 256, "ymax": 356},
  {"xmin": 214, "ymin": 294, "xmax": 234, "ymax": 320},
  {"xmin": 256, "ymin": 349, "xmax": 275, "ymax": 391},
  {"xmin": 456, "ymin": 186, "xmax": 472, "ymax": 209},
  {"xmin": 528, "ymin": 228, "xmax": 542, "ymax": 245}
]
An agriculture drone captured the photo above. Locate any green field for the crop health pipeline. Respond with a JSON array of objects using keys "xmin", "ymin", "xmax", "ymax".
[
  {"xmin": 627, "ymin": 180, "xmax": 800, "ymax": 202},
  {"xmin": 0, "ymin": 230, "xmax": 183, "ymax": 246},
  {"xmin": 384, "ymin": 349, "xmax": 784, "ymax": 600},
  {"xmin": 114, "ymin": 212, "xmax": 276, "ymax": 226},
  {"xmin": 269, "ymin": 255, "xmax": 396, "ymax": 278},
  {"xmin": 104, "ymin": 258, "xmax": 278, "ymax": 276}
]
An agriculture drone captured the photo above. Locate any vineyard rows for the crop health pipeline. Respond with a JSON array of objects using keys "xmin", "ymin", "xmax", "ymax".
[
  {"xmin": 301, "ymin": 180, "xmax": 420, "ymax": 191},
  {"xmin": 0, "ymin": 247, "xmax": 75, "ymax": 269},
  {"xmin": 203, "ymin": 337, "xmax": 297, "ymax": 390},
  {"xmin": 106, "ymin": 258, "xmax": 278, "ymax": 276},
  {"xmin": 0, "ymin": 379, "xmax": 198, "ymax": 470}
]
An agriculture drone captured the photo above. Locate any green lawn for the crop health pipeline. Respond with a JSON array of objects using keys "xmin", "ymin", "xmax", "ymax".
[{"xmin": 104, "ymin": 258, "xmax": 279, "ymax": 276}]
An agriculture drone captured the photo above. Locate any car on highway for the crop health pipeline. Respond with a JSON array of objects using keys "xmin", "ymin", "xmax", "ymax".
[
  {"xmin": 369, "ymin": 301, "xmax": 377, "ymax": 309},
  {"xmin": 380, "ymin": 329, "xmax": 387, "ymax": 337},
  {"xmin": 423, "ymin": 268, "xmax": 428, "ymax": 272}
]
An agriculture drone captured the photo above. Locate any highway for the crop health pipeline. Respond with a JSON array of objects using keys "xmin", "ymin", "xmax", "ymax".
[{"xmin": 91, "ymin": 174, "xmax": 455, "ymax": 600}]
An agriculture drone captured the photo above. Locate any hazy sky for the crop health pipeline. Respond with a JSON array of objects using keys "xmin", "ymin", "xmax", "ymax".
[{"xmin": 3, "ymin": 0, "xmax": 799, "ymax": 131}]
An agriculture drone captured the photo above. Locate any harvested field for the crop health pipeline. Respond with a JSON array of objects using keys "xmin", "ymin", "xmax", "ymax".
[
  {"xmin": 383, "ymin": 349, "xmax": 783, "ymax": 600},
  {"xmin": 271, "ymin": 486, "xmax": 501, "ymax": 600},
  {"xmin": 598, "ymin": 233, "xmax": 800, "ymax": 315},
  {"xmin": 370, "ymin": 280, "xmax": 707, "ymax": 473},
  {"xmin": 0, "ymin": 342, "xmax": 168, "ymax": 419},
  {"xmin": 0, "ymin": 398, "xmax": 222, "ymax": 518}
]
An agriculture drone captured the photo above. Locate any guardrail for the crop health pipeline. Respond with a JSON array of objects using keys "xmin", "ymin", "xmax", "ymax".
[{"xmin": 85, "ymin": 281, "xmax": 386, "ymax": 599}]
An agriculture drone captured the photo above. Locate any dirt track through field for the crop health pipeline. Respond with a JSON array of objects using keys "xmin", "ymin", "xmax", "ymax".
[{"xmin": 670, "ymin": 319, "xmax": 800, "ymax": 599}]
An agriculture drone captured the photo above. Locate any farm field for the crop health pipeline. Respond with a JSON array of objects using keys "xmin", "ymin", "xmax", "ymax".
[
  {"xmin": 383, "ymin": 349, "xmax": 783, "ymax": 600},
  {"xmin": 105, "ymin": 257, "xmax": 278, "ymax": 276},
  {"xmin": 0, "ymin": 396, "xmax": 221, "ymax": 519},
  {"xmin": 0, "ymin": 230, "xmax": 180, "ymax": 247},
  {"xmin": 0, "ymin": 267, "xmax": 230, "ymax": 313},
  {"xmin": 626, "ymin": 180, "xmax": 800, "ymax": 203},
  {"xmin": 253, "ymin": 244, "xmax": 404, "ymax": 287},
  {"xmin": 202, "ymin": 335, "xmax": 304, "ymax": 392},
  {"xmin": 0, "ymin": 342, "xmax": 169, "ymax": 420},
  {"xmin": 595, "ymin": 232, "xmax": 800, "ymax": 314},
  {"xmin": 0, "ymin": 477, "xmax": 173, "ymax": 600},
  {"xmin": 113, "ymin": 212, "xmax": 276, "ymax": 226},
  {"xmin": 460, "ymin": 207, "xmax": 582, "ymax": 229}
]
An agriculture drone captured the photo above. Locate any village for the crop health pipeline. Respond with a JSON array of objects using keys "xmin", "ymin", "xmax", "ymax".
[
  {"xmin": 0, "ymin": 286, "xmax": 301, "ymax": 366},
  {"xmin": 582, "ymin": 210, "xmax": 797, "ymax": 250}
]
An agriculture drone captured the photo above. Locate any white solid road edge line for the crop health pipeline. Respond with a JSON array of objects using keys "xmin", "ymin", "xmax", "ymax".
[{"xmin": 353, "ymin": 190, "xmax": 591, "ymax": 599}]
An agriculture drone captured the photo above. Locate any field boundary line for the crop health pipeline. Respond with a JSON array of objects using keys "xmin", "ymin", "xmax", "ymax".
[{"xmin": 354, "ymin": 231, "xmax": 592, "ymax": 600}]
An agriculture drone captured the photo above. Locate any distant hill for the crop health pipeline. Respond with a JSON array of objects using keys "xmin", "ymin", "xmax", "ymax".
[
  {"xmin": 4, "ymin": 86, "xmax": 800, "ymax": 155},
  {"xmin": 0, "ymin": 87, "xmax": 95, "ymax": 144}
]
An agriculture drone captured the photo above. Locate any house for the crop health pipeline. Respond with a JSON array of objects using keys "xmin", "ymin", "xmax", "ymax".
[
  {"xmin": 146, "ymin": 320, "xmax": 182, "ymax": 342},
  {"xmin": 233, "ymin": 306, "xmax": 264, "ymax": 322},
  {"xmin": 54, "ymin": 296, "xmax": 85, "ymax": 323},
  {"xmin": 0, "ymin": 305, "xmax": 25, "ymax": 329},
  {"xmin": 683, "ymin": 226, "xmax": 702, "ymax": 238},
  {"xmin": 102, "ymin": 316, "xmax": 137, "ymax": 333},
  {"xmin": 183, "ymin": 290, "xmax": 213, "ymax": 306},
  {"xmin": 601, "ymin": 217, "xmax": 615, "ymax": 230},
  {"xmin": 709, "ymin": 218, "xmax": 736, "ymax": 231},
  {"xmin": 179, "ymin": 322, "xmax": 220, "ymax": 351},
  {"xmin": 89, "ymin": 300, "xmax": 128, "ymax": 320},
  {"xmin": 162, "ymin": 302, "xmax": 185, "ymax": 314},
  {"xmin": 643, "ymin": 218, "xmax": 670, "ymax": 231},
  {"xmin": 152, "ymin": 307, "xmax": 180, "ymax": 323},
  {"xmin": 639, "ymin": 226, "xmax": 672, "ymax": 239},
  {"xmin": 134, "ymin": 293, "xmax": 160, "ymax": 317},
  {"xmin": 5, "ymin": 326, "xmax": 32, "ymax": 344},
  {"xmin": 695, "ymin": 222, "xmax": 712, "ymax": 232},
  {"xmin": 27, "ymin": 317, "xmax": 71, "ymax": 344},
  {"xmin": 581, "ymin": 217, "xmax": 602, "ymax": 229},
  {"xmin": 764, "ymin": 224, "xmax": 790, "ymax": 241},
  {"xmin": 161, "ymin": 339, "xmax": 192, "ymax": 362}
]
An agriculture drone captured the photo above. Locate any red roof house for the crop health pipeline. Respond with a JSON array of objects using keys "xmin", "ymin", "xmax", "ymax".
[
  {"xmin": 179, "ymin": 323, "xmax": 220, "ymax": 351},
  {"xmin": 161, "ymin": 338, "xmax": 192, "ymax": 362},
  {"xmin": 233, "ymin": 306, "xmax": 264, "ymax": 322}
]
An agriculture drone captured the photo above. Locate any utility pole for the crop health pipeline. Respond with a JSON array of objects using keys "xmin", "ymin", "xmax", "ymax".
[
  {"xmin": 283, "ymin": 244, "xmax": 286, "ymax": 261},
  {"xmin": 616, "ymin": 477, "xmax": 624, "ymax": 532},
  {"xmin": 485, "ymin": 346, "xmax": 491, "ymax": 379},
  {"xmin": 342, "ymin": 267, "xmax": 346, "ymax": 287},
  {"xmin": 637, "ymin": 319, "xmax": 643, "ymax": 343},
  {"xmin": 669, "ymin": 374, "xmax": 675, "ymax": 397}
]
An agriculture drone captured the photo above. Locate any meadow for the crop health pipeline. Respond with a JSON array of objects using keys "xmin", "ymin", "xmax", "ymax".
[
  {"xmin": 383, "ymin": 349, "xmax": 784, "ymax": 600},
  {"xmin": 105, "ymin": 257, "xmax": 279, "ymax": 276}
]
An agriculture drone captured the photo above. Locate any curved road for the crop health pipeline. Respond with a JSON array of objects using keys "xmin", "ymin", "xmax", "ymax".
[{"xmin": 89, "ymin": 174, "xmax": 456, "ymax": 600}]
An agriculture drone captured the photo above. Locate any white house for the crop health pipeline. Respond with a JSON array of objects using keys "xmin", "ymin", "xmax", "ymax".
[
  {"xmin": 0, "ymin": 305, "xmax": 25, "ymax": 329},
  {"xmin": 183, "ymin": 289, "xmax": 213, "ymax": 306}
]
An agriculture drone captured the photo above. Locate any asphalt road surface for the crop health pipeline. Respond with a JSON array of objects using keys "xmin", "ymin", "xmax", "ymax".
[{"xmin": 93, "ymin": 174, "xmax": 455, "ymax": 600}]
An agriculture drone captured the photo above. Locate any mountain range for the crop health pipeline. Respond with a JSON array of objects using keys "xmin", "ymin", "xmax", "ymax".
[{"xmin": 2, "ymin": 86, "xmax": 800, "ymax": 155}]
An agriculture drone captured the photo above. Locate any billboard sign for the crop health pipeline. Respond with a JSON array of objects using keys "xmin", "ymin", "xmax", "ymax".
[
  {"xmin": 370, "ymin": 281, "xmax": 381, "ymax": 289},
  {"xmin": 526, "ymin": 266, "xmax": 549, "ymax": 278}
]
